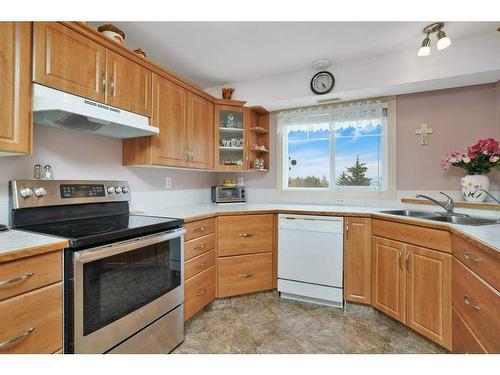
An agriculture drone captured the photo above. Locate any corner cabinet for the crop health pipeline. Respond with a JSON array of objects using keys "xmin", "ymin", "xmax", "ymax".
[
  {"xmin": 0, "ymin": 22, "xmax": 32, "ymax": 156},
  {"xmin": 214, "ymin": 104, "xmax": 247, "ymax": 170},
  {"xmin": 343, "ymin": 217, "xmax": 372, "ymax": 304},
  {"xmin": 123, "ymin": 74, "xmax": 214, "ymax": 169}
]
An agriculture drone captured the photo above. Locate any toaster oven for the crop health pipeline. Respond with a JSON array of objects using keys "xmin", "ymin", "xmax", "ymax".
[{"xmin": 211, "ymin": 185, "xmax": 246, "ymax": 204}]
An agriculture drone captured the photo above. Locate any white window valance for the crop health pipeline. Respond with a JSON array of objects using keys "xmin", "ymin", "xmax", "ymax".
[{"xmin": 277, "ymin": 101, "xmax": 388, "ymax": 133}]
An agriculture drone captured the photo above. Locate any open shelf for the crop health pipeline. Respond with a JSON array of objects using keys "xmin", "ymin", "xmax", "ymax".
[
  {"xmin": 250, "ymin": 168, "xmax": 268, "ymax": 172},
  {"xmin": 250, "ymin": 148, "xmax": 269, "ymax": 153}
]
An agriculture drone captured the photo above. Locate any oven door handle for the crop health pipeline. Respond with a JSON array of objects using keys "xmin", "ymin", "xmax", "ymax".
[{"xmin": 74, "ymin": 228, "xmax": 186, "ymax": 263}]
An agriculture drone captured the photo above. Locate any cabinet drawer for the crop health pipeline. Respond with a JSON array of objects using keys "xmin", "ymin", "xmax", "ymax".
[
  {"xmin": 452, "ymin": 235, "xmax": 499, "ymax": 290},
  {"xmin": 452, "ymin": 306, "xmax": 486, "ymax": 353},
  {"xmin": 0, "ymin": 251, "xmax": 62, "ymax": 301},
  {"xmin": 218, "ymin": 214, "xmax": 273, "ymax": 257},
  {"xmin": 218, "ymin": 252, "xmax": 273, "ymax": 298},
  {"xmin": 184, "ymin": 233, "xmax": 215, "ymax": 261},
  {"xmin": 184, "ymin": 250, "xmax": 215, "ymax": 280},
  {"xmin": 0, "ymin": 283, "xmax": 62, "ymax": 354},
  {"xmin": 372, "ymin": 219, "xmax": 451, "ymax": 253},
  {"xmin": 184, "ymin": 266, "xmax": 215, "ymax": 321},
  {"xmin": 452, "ymin": 257, "xmax": 500, "ymax": 353},
  {"xmin": 184, "ymin": 218, "xmax": 215, "ymax": 241}
]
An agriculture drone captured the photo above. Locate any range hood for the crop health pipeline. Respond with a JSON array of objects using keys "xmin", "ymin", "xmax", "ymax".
[{"xmin": 33, "ymin": 84, "xmax": 159, "ymax": 139}]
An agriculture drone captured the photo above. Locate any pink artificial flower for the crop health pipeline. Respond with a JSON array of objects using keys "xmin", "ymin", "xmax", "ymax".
[{"xmin": 490, "ymin": 155, "xmax": 500, "ymax": 163}]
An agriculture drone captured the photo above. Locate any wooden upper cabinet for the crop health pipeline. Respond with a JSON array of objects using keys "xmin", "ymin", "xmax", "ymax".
[
  {"xmin": 106, "ymin": 50, "xmax": 152, "ymax": 116},
  {"xmin": 344, "ymin": 218, "xmax": 372, "ymax": 305},
  {"xmin": 152, "ymin": 74, "xmax": 188, "ymax": 167},
  {"xmin": 187, "ymin": 93, "xmax": 214, "ymax": 169},
  {"xmin": 33, "ymin": 22, "xmax": 106, "ymax": 102},
  {"xmin": 0, "ymin": 22, "xmax": 32, "ymax": 155},
  {"xmin": 214, "ymin": 105, "xmax": 247, "ymax": 170},
  {"xmin": 406, "ymin": 245, "xmax": 452, "ymax": 349},
  {"xmin": 372, "ymin": 236, "xmax": 406, "ymax": 323}
]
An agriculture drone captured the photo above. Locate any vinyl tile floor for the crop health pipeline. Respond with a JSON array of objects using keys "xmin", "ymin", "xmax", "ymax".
[{"xmin": 173, "ymin": 291, "xmax": 447, "ymax": 354}]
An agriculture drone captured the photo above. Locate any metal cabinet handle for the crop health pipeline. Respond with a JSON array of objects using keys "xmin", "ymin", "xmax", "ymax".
[
  {"xmin": 194, "ymin": 227, "xmax": 206, "ymax": 232},
  {"xmin": 194, "ymin": 243, "xmax": 206, "ymax": 251},
  {"xmin": 239, "ymin": 233, "xmax": 255, "ymax": 238},
  {"xmin": 399, "ymin": 250, "xmax": 404, "ymax": 270},
  {"xmin": 0, "ymin": 272, "xmax": 34, "ymax": 287},
  {"xmin": 345, "ymin": 221, "xmax": 349, "ymax": 240},
  {"xmin": 463, "ymin": 252, "xmax": 480, "ymax": 264},
  {"xmin": 194, "ymin": 288, "xmax": 206, "ymax": 297},
  {"xmin": 0, "ymin": 327, "xmax": 35, "ymax": 349},
  {"xmin": 101, "ymin": 72, "xmax": 106, "ymax": 94},
  {"xmin": 196, "ymin": 261, "xmax": 207, "ymax": 269},
  {"xmin": 238, "ymin": 273, "xmax": 253, "ymax": 278},
  {"xmin": 109, "ymin": 75, "xmax": 115, "ymax": 96},
  {"xmin": 464, "ymin": 295, "xmax": 480, "ymax": 310},
  {"xmin": 405, "ymin": 250, "xmax": 411, "ymax": 273}
]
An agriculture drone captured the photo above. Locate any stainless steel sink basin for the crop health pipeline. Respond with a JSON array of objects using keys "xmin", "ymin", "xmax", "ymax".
[
  {"xmin": 379, "ymin": 210, "xmax": 439, "ymax": 218},
  {"xmin": 424, "ymin": 216, "xmax": 500, "ymax": 226},
  {"xmin": 379, "ymin": 210, "xmax": 500, "ymax": 226}
]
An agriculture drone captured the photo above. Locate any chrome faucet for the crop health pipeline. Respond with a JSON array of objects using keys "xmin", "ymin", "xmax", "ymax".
[
  {"xmin": 477, "ymin": 189, "xmax": 500, "ymax": 204},
  {"xmin": 416, "ymin": 192, "xmax": 467, "ymax": 217}
]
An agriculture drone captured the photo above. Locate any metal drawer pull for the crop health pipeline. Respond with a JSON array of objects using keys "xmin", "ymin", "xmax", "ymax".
[
  {"xmin": 463, "ymin": 252, "xmax": 480, "ymax": 264},
  {"xmin": 194, "ymin": 227, "xmax": 206, "ymax": 232},
  {"xmin": 196, "ymin": 261, "xmax": 207, "ymax": 269},
  {"xmin": 194, "ymin": 244, "xmax": 206, "ymax": 251},
  {"xmin": 239, "ymin": 233, "xmax": 255, "ymax": 238},
  {"xmin": 464, "ymin": 295, "xmax": 481, "ymax": 310},
  {"xmin": 194, "ymin": 288, "xmax": 206, "ymax": 297},
  {"xmin": 238, "ymin": 273, "xmax": 254, "ymax": 278},
  {"xmin": 0, "ymin": 272, "xmax": 34, "ymax": 287},
  {"xmin": 0, "ymin": 327, "xmax": 35, "ymax": 349}
]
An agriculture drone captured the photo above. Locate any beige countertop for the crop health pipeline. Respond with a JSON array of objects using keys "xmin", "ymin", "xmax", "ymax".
[
  {"xmin": 0, "ymin": 229, "xmax": 68, "ymax": 262},
  {"xmin": 137, "ymin": 203, "xmax": 500, "ymax": 252}
]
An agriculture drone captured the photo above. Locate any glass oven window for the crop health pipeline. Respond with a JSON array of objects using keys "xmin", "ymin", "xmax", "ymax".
[{"xmin": 82, "ymin": 238, "xmax": 181, "ymax": 336}]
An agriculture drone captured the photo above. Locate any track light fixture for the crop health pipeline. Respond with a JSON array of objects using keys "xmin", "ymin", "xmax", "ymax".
[{"xmin": 417, "ymin": 22, "xmax": 451, "ymax": 57}]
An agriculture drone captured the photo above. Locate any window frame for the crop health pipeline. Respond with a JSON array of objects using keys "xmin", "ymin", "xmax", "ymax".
[{"xmin": 277, "ymin": 98, "xmax": 397, "ymax": 199}]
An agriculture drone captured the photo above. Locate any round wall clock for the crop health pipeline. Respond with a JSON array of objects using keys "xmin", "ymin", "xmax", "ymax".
[{"xmin": 310, "ymin": 71, "xmax": 335, "ymax": 95}]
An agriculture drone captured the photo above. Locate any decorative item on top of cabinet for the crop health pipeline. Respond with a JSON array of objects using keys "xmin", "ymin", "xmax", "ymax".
[
  {"xmin": 0, "ymin": 22, "xmax": 32, "ymax": 156},
  {"xmin": 343, "ymin": 217, "xmax": 371, "ymax": 304},
  {"xmin": 123, "ymin": 74, "xmax": 214, "ymax": 169},
  {"xmin": 97, "ymin": 24, "xmax": 125, "ymax": 44}
]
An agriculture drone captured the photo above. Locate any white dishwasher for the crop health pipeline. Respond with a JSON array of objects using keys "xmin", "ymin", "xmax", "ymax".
[{"xmin": 278, "ymin": 214, "xmax": 343, "ymax": 308}]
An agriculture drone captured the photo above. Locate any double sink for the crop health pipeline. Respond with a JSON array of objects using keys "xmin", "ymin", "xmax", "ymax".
[{"xmin": 379, "ymin": 210, "xmax": 500, "ymax": 226}]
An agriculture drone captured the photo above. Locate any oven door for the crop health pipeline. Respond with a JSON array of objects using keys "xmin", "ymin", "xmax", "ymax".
[{"xmin": 73, "ymin": 228, "xmax": 185, "ymax": 354}]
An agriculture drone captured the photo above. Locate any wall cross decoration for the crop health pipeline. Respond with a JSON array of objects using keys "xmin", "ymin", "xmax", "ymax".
[{"xmin": 416, "ymin": 123, "xmax": 433, "ymax": 145}]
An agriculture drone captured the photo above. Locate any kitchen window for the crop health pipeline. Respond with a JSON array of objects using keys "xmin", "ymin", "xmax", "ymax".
[{"xmin": 279, "ymin": 101, "xmax": 391, "ymax": 192}]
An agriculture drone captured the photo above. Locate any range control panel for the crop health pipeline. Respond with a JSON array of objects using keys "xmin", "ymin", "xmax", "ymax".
[{"xmin": 10, "ymin": 180, "xmax": 131, "ymax": 209}]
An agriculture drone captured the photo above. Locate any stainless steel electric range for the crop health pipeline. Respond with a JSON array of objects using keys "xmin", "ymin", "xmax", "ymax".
[{"xmin": 9, "ymin": 180, "xmax": 185, "ymax": 354}]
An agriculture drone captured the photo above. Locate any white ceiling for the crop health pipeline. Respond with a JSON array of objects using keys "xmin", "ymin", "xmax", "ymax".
[{"xmin": 90, "ymin": 21, "xmax": 498, "ymax": 88}]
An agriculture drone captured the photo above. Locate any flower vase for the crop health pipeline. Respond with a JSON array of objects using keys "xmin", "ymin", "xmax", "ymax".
[{"xmin": 461, "ymin": 174, "xmax": 490, "ymax": 203}]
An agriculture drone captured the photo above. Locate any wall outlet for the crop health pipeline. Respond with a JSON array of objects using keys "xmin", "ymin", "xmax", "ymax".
[{"xmin": 165, "ymin": 177, "xmax": 172, "ymax": 189}]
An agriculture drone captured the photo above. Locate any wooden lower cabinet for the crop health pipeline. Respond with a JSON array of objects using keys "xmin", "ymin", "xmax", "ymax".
[
  {"xmin": 371, "ymin": 236, "xmax": 406, "ymax": 323},
  {"xmin": 452, "ymin": 306, "xmax": 486, "ymax": 354},
  {"xmin": 344, "ymin": 217, "xmax": 371, "ymax": 304},
  {"xmin": 184, "ymin": 266, "xmax": 216, "ymax": 321},
  {"xmin": 184, "ymin": 250, "xmax": 215, "ymax": 280},
  {"xmin": 0, "ymin": 283, "xmax": 62, "ymax": 354},
  {"xmin": 218, "ymin": 252, "xmax": 273, "ymax": 298},
  {"xmin": 406, "ymin": 245, "xmax": 451, "ymax": 349}
]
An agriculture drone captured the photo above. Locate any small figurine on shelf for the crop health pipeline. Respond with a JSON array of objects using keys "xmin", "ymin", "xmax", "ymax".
[
  {"xmin": 222, "ymin": 87, "xmax": 235, "ymax": 100},
  {"xmin": 226, "ymin": 113, "xmax": 236, "ymax": 128},
  {"xmin": 253, "ymin": 158, "xmax": 265, "ymax": 170}
]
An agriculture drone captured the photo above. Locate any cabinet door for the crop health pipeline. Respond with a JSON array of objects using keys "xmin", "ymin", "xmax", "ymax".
[
  {"xmin": 344, "ymin": 218, "xmax": 372, "ymax": 304},
  {"xmin": 151, "ymin": 74, "xmax": 188, "ymax": 167},
  {"xmin": 0, "ymin": 22, "xmax": 32, "ymax": 155},
  {"xmin": 214, "ymin": 105, "xmax": 247, "ymax": 170},
  {"xmin": 406, "ymin": 245, "xmax": 452, "ymax": 349},
  {"xmin": 106, "ymin": 50, "xmax": 152, "ymax": 116},
  {"xmin": 371, "ymin": 236, "xmax": 406, "ymax": 323},
  {"xmin": 33, "ymin": 22, "xmax": 106, "ymax": 102},
  {"xmin": 187, "ymin": 93, "xmax": 214, "ymax": 169}
]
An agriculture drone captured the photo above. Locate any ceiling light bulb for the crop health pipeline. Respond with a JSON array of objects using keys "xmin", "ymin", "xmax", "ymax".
[
  {"xmin": 417, "ymin": 35, "xmax": 431, "ymax": 57},
  {"xmin": 436, "ymin": 30, "xmax": 451, "ymax": 50}
]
